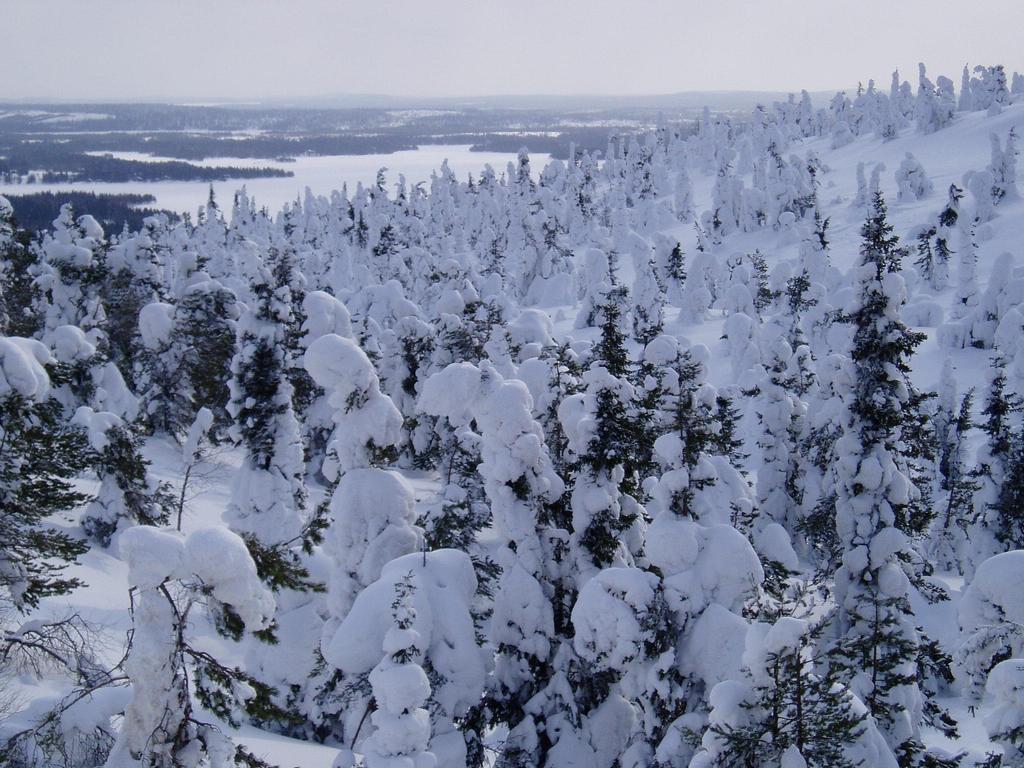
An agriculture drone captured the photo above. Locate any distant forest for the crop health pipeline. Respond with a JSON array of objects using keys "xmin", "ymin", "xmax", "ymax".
[
  {"xmin": 0, "ymin": 146, "xmax": 292, "ymax": 184},
  {"xmin": 0, "ymin": 103, "xmax": 691, "ymax": 173},
  {"xmin": 4, "ymin": 191, "xmax": 178, "ymax": 233}
]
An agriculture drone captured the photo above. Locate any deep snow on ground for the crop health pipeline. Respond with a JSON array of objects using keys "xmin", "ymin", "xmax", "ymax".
[{"xmin": 15, "ymin": 101, "xmax": 1024, "ymax": 766}]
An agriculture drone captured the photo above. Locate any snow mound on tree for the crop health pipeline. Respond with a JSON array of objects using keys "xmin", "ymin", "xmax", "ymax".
[
  {"xmin": 118, "ymin": 525, "xmax": 273, "ymax": 628},
  {"xmin": 303, "ymin": 290, "xmax": 352, "ymax": 340},
  {"xmin": 572, "ymin": 567, "xmax": 660, "ymax": 671},
  {"xmin": 418, "ymin": 362, "xmax": 484, "ymax": 427},
  {"xmin": 71, "ymin": 405, "xmax": 123, "ymax": 452},
  {"xmin": 137, "ymin": 302, "xmax": 175, "ymax": 350},
  {"xmin": 51, "ymin": 324, "xmax": 96, "ymax": 363},
  {"xmin": 985, "ymin": 659, "xmax": 1024, "ymax": 766},
  {"xmin": 323, "ymin": 468, "xmax": 420, "ymax": 617},
  {"xmin": 0, "ymin": 336, "xmax": 51, "ymax": 399},
  {"xmin": 960, "ymin": 550, "xmax": 1024, "ymax": 634},
  {"xmin": 186, "ymin": 527, "xmax": 275, "ymax": 628},
  {"xmin": 118, "ymin": 526, "xmax": 187, "ymax": 590},
  {"xmin": 304, "ymin": 333, "xmax": 403, "ymax": 477}
]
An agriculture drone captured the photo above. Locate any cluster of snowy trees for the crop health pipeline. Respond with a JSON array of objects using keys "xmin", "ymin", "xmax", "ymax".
[{"xmin": 1, "ymin": 61, "xmax": 1024, "ymax": 768}]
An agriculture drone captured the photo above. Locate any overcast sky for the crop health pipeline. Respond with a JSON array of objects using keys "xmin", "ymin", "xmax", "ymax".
[{"xmin": 5, "ymin": 0, "xmax": 1023, "ymax": 102}]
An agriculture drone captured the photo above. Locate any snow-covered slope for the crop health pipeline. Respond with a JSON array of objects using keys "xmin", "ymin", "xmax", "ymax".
[{"xmin": 3, "ymin": 71, "xmax": 1024, "ymax": 768}]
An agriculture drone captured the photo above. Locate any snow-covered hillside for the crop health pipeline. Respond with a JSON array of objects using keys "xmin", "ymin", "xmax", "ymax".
[{"xmin": 2, "ymin": 64, "xmax": 1024, "ymax": 768}]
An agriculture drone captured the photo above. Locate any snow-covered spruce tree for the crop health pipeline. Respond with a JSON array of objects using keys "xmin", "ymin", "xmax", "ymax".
[
  {"xmin": 853, "ymin": 162, "xmax": 870, "ymax": 210},
  {"xmin": 967, "ymin": 251, "xmax": 1018, "ymax": 351},
  {"xmin": 934, "ymin": 359, "xmax": 958, "ymax": 491},
  {"xmin": 298, "ymin": 289, "xmax": 353, "ymax": 478},
  {"xmin": 31, "ymin": 211, "xmax": 138, "ymax": 422},
  {"xmin": 990, "ymin": 127, "xmax": 1019, "ymax": 205},
  {"xmin": 304, "ymin": 332, "xmax": 415, "ymax": 742},
  {"xmin": 876, "ymin": 92, "xmax": 901, "ymax": 141},
  {"xmin": 754, "ymin": 328, "xmax": 808, "ymax": 542},
  {"xmin": 346, "ymin": 574, "xmax": 437, "ymax": 768},
  {"xmin": 648, "ymin": 339, "xmax": 745, "ymax": 521},
  {"xmin": 983, "ymin": 414, "xmax": 1024, "ymax": 554},
  {"xmin": 914, "ymin": 63, "xmax": 955, "ymax": 135},
  {"xmin": 957, "ymin": 550, "xmax": 1024, "ymax": 703},
  {"xmin": 529, "ymin": 341, "xmax": 584, "ymax": 481},
  {"xmin": 135, "ymin": 300, "xmax": 193, "ymax": 439},
  {"xmin": 780, "ymin": 267, "xmax": 817, "ymax": 358},
  {"xmin": 929, "ymin": 391, "xmax": 977, "ymax": 573},
  {"xmin": 931, "ymin": 183, "xmax": 962, "ymax": 292},
  {"xmin": 895, "ymin": 154, "xmax": 933, "ymax": 202},
  {"xmin": 304, "ymin": 332, "xmax": 404, "ymax": 484},
  {"xmin": 708, "ymin": 146, "xmax": 744, "ymax": 235},
  {"xmin": 414, "ymin": 371, "xmax": 495, "ymax": 631},
  {"xmin": 827, "ymin": 191, "xmax": 946, "ymax": 767},
  {"xmin": 225, "ymin": 260, "xmax": 309, "ymax": 580},
  {"xmin": 673, "ymin": 158, "xmax": 694, "ymax": 223},
  {"xmin": 958, "ymin": 65, "xmax": 974, "ymax": 112},
  {"xmin": 172, "ymin": 272, "xmax": 240, "ymax": 439},
  {"xmin": 574, "ymin": 246, "xmax": 612, "ymax": 330},
  {"xmin": 103, "ymin": 216, "xmax": 170, "ymax": 388},
  {"xmin": 974, "ymin": 65, "xmax": 1010, "ymax": 115},
  {"xmin": 42, "ymin": 321, "xmax": 138, "ymax": 425},
  {"xmin": 515, "ymin": 341, "xmax": 585, "ymax": 570},
  {"xmin": 984, "ymin": 659, "xmax": 1024, "ymax": 768},
  {"xmin": 651, "ymin": 234, "xmax": 687, "ymax": 306},
  {"xmin": 900, "ymin": 397, "xmax": 939, "ymax": 545},
  {"xmin": 33, "ymin": 205, "xmax": 108, "ymax": 348},
  {"xmin": 222, "ymin": 260, "xmax": 322, "ymax": 736},
  {"xmin": 682, "ymin": 221, "xmax": 718, "ymax": 324},
  {"xmin": 631, "ymin": 249, "xmax": 666, "ymax": 347},
  {"xmin": 379, "ymin": 313, "xmax": 438, "ymax": 468},
  {"xmin": 913, "ymin": 225, "xmax": 940, "ymax": 293},
  {"xmin": 266, "ymin": 240, "xmax": 312, "ymax": 423},
  {"xmin": 713, "ymin": 387, "xmax": 749, "ymax": 473},
  {"xmin": 629, "ymin": 335, "xmax": 675, "ymax": 490},
  {"xmin": 108, "ymin": 525, "xmax": 281, "ymax": 768},
  {"xmin": 968, "ymin": 356, "xmax": 1021, "ymax": 571},
  {"xmin": 0, "ymin": 196, "xmax": 40, "ymax": 339},
  {"xmin": 691, "ymin": 617, "xmax": 896, "ymax": 768},
  {"xmin": 174, "ymin": 406, "xmax": 215, "ymax": 531},
  {"xmin": 475, "ymin": 370, "xmax": 573, "ymax": 765},
  {"xmin": 792, "ymin": 203, "xmax": 833, "ymax": 290},
  {"xmin": 433, "ymin": 297, "xmax": 507, "ymax": 372},
  {"xmin": 723, "ymin": 347, "xmax": 797, "ymax": 596},
  {"xmin": 529, "ymin": 190, "xmax": 577, "ymax": 305},
  {"xmin": 0, "ymin": 336, "xmax": 90, "ymax": 612},
  {"xmin": 967, "ymin": 167, "xmax": 997, "ymax": 223},
  {"xmin": 566, "ymin": 565, "xmax": 678, "ymax": 767},
  {"xmin": 560, "ymin": 291, "xmax": 644, "ymax": 574},
  {"xmin": 796, "ymin": 373, "xmax": 850, "ymax": 569},
  {"xmin": 315, "ymin": 467, "xmax": 421, "ymax": 743},
  {"xmin": 952, "ymin": 223, "xmax": 980, "ymax": 321},
  {"xmin": 638, "ymin": 377, "xmax": 766, "ymax": 765},
  {"xmin": 327, "ymin": 551, "xmax": 486, "ymax": 768},
  {"xmin": 73, "ymin": 406, "xmax": 173, "ymax": 547},
  {"xmin": 422, "ymin": 361, "xmax": 568, "ymax": 768}
]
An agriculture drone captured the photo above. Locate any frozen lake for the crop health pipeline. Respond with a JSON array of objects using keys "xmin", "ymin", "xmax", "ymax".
[{"xmin": 0, "ymin": 145, "xmax": 552, "ymax": 218}]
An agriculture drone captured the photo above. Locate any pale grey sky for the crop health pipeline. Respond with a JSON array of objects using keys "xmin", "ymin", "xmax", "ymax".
[{"xmin": 5, "ymin": 0, "xmax": 1023, "ymax": 101}]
